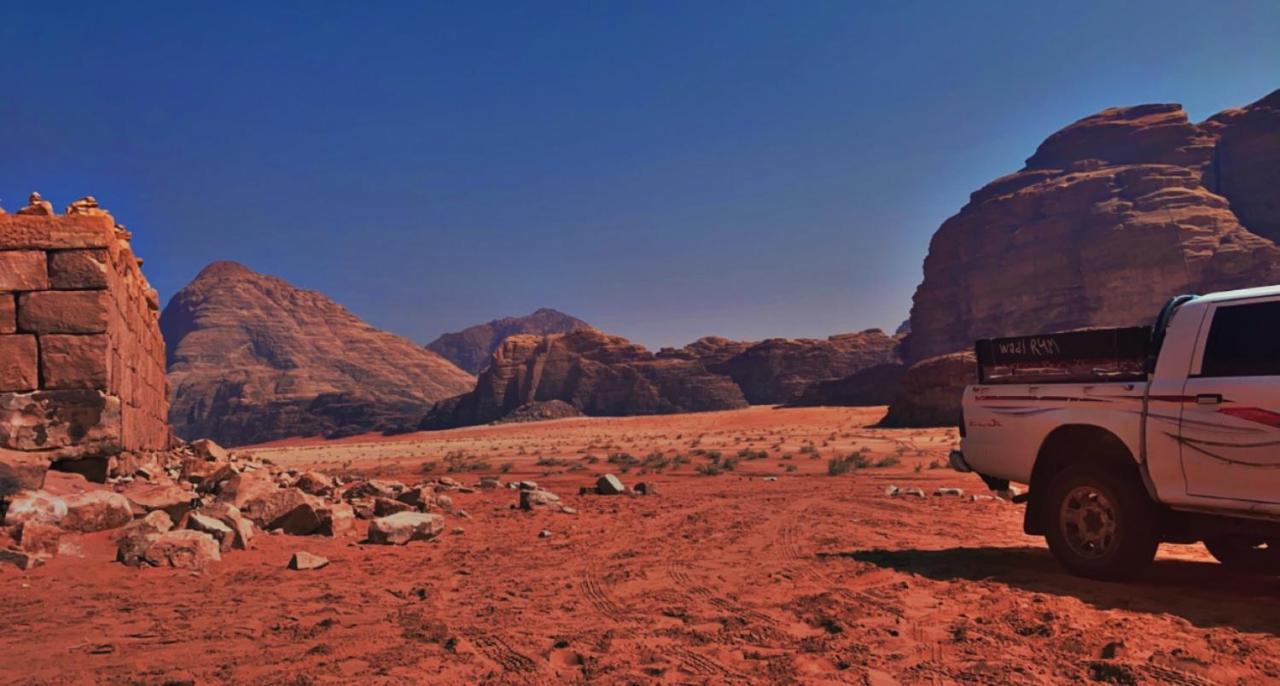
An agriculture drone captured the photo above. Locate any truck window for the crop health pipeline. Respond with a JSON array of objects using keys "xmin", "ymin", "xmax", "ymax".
[{"xmin": 1200, "ymin": 300, "xmax": 1280, "ymax": 377}]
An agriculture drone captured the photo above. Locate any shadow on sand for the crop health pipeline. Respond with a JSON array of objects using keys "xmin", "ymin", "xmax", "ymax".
[{"xmin": 841, "ymin": 546, "xmax": 1280, "ymax": 635}]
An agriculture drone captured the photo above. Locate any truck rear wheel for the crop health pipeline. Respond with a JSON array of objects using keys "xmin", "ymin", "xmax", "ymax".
[
  {"xmin": 1204, "ymin": 537, "xmax": 1280, "ymax": 574},
  {"xmin": 1043, "ymin": 464, "xmax": 1158, "ymax": 580}
]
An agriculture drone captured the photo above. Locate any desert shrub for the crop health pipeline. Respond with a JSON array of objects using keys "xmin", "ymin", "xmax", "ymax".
[
  {"xmin": 418, "ymin": 461, "xmax": 438, "ymax": 474},
  {"xmin": 642, "ymin": 451, "xmax": 670, "ymax": 470},
  {"xmin": 874, "ymin": 455, "xmax": 902, "ymax": 468},
  {"xmin": 583, "ymin": 454, "xmax": 600, "ymax": 464},
  {"xmin": 499, "ymin": 461, "xmax": 514, "ymax": 473},
  {"xmin": 929, "ymin": 459, "xmax": 946, "ymax": 470},
  {"xmin": 784, "ymin": 464, "xmax": 798, "ymax": 472},
  {"xmin": 827, "ymin": 452, "xmax": 872, "ymax": 476},
  {"xmin": 535, "ymin": 457, "xmax": 572, "ymax": 467},
  {"xmin": 704, "ymin": 450, "xmax": 722, "ymax": 461},
  {"xmin": 672, "ymin": 454, "xmax": 691, "ymax": 466},
  {"xmin": 737, "ymin": 449, "xmax": 768, "ymax": 460},
  {"xmin": 696, "ymin": 463, "xmax": 723, "ymax": 476}
]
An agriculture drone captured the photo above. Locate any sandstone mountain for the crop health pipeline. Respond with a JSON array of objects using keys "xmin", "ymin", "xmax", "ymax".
[
  {"xmin": 791, "ymin": 363, "xmax": 906, "ymax": 408},
  {"xmin": 901, "ymin": 89, "xmax": 1280, "ymax": 364},
  {"xmin": 662, "ymin": 330, "xmax": 899, "ymax": 404},
  {"xmin": 893, "ymin": 88, "xmax": 1279, "ymax": 425},
  {"xmin": 426, "ymin": 308, "xmax": 589, "ymax": 374},
  {"xmin": 422, "ymin": 328, "xmax": 747, "ymax": 428},
  {"xmin": 162, "ymin": 262, "xmax": 475, "ymax": 445}
]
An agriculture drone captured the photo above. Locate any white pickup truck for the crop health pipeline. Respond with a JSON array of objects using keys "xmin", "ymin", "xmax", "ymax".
[{"xmin": 951, "ymin": 286, "xmax": 1280, "ymax": 579}]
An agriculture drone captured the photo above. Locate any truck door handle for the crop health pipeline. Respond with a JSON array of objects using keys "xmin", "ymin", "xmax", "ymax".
[{"xmin": 1195, "ymin": 393, "xmax": 1223, "ymax": 405}]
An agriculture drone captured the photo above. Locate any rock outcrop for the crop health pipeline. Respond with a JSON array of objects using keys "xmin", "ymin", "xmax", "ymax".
[
  {"xmin": 664, "ymin": 330, "xmax": 899, "ymax": 404},
  {"xmin": 791, "ymin": 363, "xmax": 907, "ymax": 407},
  {"xmin": 880, "ymin": 353, "xmax": 976, "ymax": 428},
  {"xmin": 426, "ymin": 308, "xmax": 589, "ymax": 374},
  {"xmin": 902, "ymin": 90, "xmax": 1280, "ymax": 364},
  {"xmin": 422, "ymin": 328, "xmax": 747, "ymax": 428},
  {"xmin": 162, "ymin": 262, "xmax": 475, "ymax": 446}
]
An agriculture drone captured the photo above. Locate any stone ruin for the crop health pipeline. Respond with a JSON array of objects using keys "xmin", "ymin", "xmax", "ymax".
[{"xmin": 0, "ymin": 194, "xmax": 168, "ymax": 494}]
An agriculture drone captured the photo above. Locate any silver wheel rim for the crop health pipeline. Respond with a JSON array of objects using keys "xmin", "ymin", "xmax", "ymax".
[{"xmin": 1060, "ymin": 485, "xmax": 1118, "ymax": 560}]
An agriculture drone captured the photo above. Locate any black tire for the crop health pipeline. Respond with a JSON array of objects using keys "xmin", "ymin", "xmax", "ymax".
[
  {"xmin": 1042, "ymin": 463, "xmax": 1158, "ymax": 580},
  {"xmin": 1204, "ymin": 537, "xmax": 1280, "ymax": 574}
]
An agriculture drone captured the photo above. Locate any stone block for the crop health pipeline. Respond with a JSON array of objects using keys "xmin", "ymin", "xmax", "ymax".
[
  {"xmin": 0, "ymin": 295, "xmax": 13, "ymax": 333},
  {"xmin": 0, "ymin": 390, "xmax": 121, "ymax": 455},
  {"xmin": 39, "ymin": 334, "xmax": 109, "ymax": 390},
  {"xmin": 48, "ymin": 249, "xmax": 109, "ymax": 289},
  {"xmin": 0, "ymin": 214, "xmax": 113, "ymax": 250},
  {"xmin": 0, "ymin": 251, "xmax": 48, "ymax": 291},
  {"xmin": 0, "ymin": 450, "xmax": 49, "ymax": 497},
  {"xmin": 17, "ymin": 290, "xmax": 109, "ymax": 334},
  {"xmin": 0, "ymin": 335, "xmax": 38, "ymax": 391}
]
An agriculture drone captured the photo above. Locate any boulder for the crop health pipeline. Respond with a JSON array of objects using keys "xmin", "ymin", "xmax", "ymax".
[
  {"xmin": 2, "ymin": 490, "xmax": 67, "ymax": 526},
  {"xmin": 295, "ymin": 471, "xmax": 334, "ymax": 496},
  {"xmin": 61, "ymin": 491, "xmax": 133, "ymax": 532},
  {"xmin": 317, "ymin": 503, "xmax": 355, "ymax": 537},
  {"xmin": 595, "ymin": 474, "xmax": 626, "ymax": 495},
  {"xmin": 395, "ymin": 486, "xmax": 435, "ymax": 510},
  {"xmin": 239, "ymin": 488, "xmax": 324, "ymax": 535},
  {"xmin": 288, "ymin": 551, "xmax": 329, "ymax": 570},
  {"xmin": 342, "ymin": 479, "xmax": 405, "ymax": 501},
  {"xmin": 189, "ymin": 438, "xmax": 229, "ymax": 462},
  {"xmin": 121, "ymin": 482, "xmax": 199, "ymax": 522},
  {"xmin": 15, "ymin": 521, "xmax": 61, "ymax": 557},
  {"xmin": 141, "ymin": 530, "xmax": 221, "ymax": 569},
  {"xmin": 367, "ymin": 512, "xmax": 444, "ymax": 545},
  {"xmin": 186, "ymin": 513, "xmax": 236, "ymax": 552},
  {"xmin": 192, "ymin": 503, "xmax": 250, "ymax": 549},
  {"xmin": 115, "ymin": 514, "xmax": 176, "ymax": 567},
  {"xmin": 374, "ymin": 497, "xmax": 416, "ymax": 517},
  {"xmin": 216, "ymin": 470, "xmax": 279, "ymax": 509}
]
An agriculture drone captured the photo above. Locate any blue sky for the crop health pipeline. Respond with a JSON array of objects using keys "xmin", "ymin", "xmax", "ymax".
[{"xmin": 1, "ymin": 2, "xmax": 1277, "ymax": 348}]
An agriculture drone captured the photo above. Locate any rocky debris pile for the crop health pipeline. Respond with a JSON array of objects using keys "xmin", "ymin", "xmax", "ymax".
[
  {"xmin": 492, "ymin": 400, "xmax": 583, "ymax": 424},
  {"xmin": 422, "ymin": 328, "xmax": 748, "ymax": 429},
  {"xmin": 161, "ymin": 261, "xmax": 475, "ymax": 446},
  {"xmin": 574, "ymin": 473, "xmax": 656, "ymax": 497},
  {"xmin": 900, "ymin": 90, "xmax": 1280, "ymax": 370},
  {"xmin": 0, "ymin": 437, "xmax": 481, "ymax": 570},
  {"xmin": 426, "ymin": 308, "xmax": 590, "ymax": 374}
]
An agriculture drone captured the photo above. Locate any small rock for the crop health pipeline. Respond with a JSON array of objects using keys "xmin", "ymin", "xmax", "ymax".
[
  {"xmin": 477, "ymin": 476, "xmax": 501, "ymax": 490},
  {"xmin": 761, "ymin": 477, "xmax": 778, "ymax": 483},
  {"xmin": 395, "ymin": 486, "xmax": 435, "ymax": 510},
  {"xmin": 192, "ymin": 503, "xmax": 250, "ymax": 548},
  {"xmin": 934, "ymin": 487, "xmax": 965, "ymax": 497},
  {"xmin": 884, "ymin": 485, "xmax": 901, "ymax": 497},
  {"xmin": 898, "ymin": 488, "xmax": 926, "ymax": 499},
  {"xmin": 186, "ymin": 514, "xmax": 236, "ymax": 552},
  {"xmin": 288, "ymin": 551, "xmax": 329, "ymax": 570},
  {"xmin": 451, "ymin": 527, "xmax": 465, "ymax": 535},
  {"xmin": 1100, "ymin": 640, "xmax": 1127, "ymax": 660},
  {"xmin": 595, "ymin": 474, "xmax": 626, "ymax": 495},
  {"xmin": 17, "ymin": 192, "xmax": 54, "ymax": 216},
  {"xmin": 519, "ymin": 488, "xmax": 561, "ymax": 510},
  {"xmin": 634, "ymin": 482, "xmax": 657, "ymax": 495},
  {"xmin": 0, "ymin": 548, "xmax": 43, "ymax": 570},
  {"xmin": 142, "ymin": 530, "xmax": 221, "ymax": 569},
  {"xmin": 374, "ymin": 496, "xmax": 416, "ymax": 517},
  {"xmin": 539, "ymin": 529, "xmax": 553, "ymax": 538},
  {"xmin": 367, "ymin": 512, "xmax": 445, "ymax": 545},
  {"xmin": 295, "ymin": 471, "xmax": 334, "ymax": 497},
  {"xmin": 516, "ymin": 481, "xmax": 538, "ymax": 491}
]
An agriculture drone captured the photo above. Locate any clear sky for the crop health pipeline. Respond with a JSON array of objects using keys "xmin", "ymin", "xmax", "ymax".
[{"xmin": 1, "ymin": 2, "xmax": 1277, "ymax": 349}]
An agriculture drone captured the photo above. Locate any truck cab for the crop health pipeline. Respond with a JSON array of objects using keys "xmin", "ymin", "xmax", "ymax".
[{"xmin": 952, "ymin": 286, "xmax": 1280, "ymax": 579}]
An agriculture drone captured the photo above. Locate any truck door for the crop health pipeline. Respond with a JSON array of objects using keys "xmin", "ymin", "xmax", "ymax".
[{"xmin": 1180, "ymin": 297, "xmax": 1280, "ymax": 504}]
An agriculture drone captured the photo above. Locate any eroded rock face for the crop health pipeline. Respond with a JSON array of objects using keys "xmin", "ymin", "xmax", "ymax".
[
  {"xmin": 880, "ymin": 353, "xmax": 977, "ymax": 428},
  {"xmin": 669, "ymin": 330, "xmax": 899, "ymax": 404},
  {"xmin": 791, "ymin": 363, "xmax": 907, "ymax": 407},
  {"xmin": 902, "ymin": 90, "xmax": 1280, "ymax": 364},
  {"xmin": 162, "ymin": 262, "xmax": 475, "ymax": 446},
  {"xmin": 422, "ymin": 329, "xmax": 747, "ymax": 428},
  {"xmin": 426, "ymin": 308, "xmax": 589, "ymax": 374}
]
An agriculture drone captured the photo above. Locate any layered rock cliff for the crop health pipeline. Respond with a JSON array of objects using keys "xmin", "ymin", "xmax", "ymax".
[
  {"xmin": 422, "ymin": 328, "xmax": 747, "ymax": 428},
  {"xmin": 901, "ymin": 89, "xmax": 1280, "ymax": 364},
  {"xmin": 162, "ymin": 262, "xmax": 475, "ymax": 445},
  {"xmin": 426, "ymin": 308, "xmax": 589, "ymax": 374},
  {"xmin": 662, "ymin": 330, "xmax": 899, "ymax": 404}
]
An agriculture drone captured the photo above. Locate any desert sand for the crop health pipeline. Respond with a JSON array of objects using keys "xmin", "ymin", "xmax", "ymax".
[{"xmin": 3, "ymin": 406, "xmax": 1276, "ymax": 685}]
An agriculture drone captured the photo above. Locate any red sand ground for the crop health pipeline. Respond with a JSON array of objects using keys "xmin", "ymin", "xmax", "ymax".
[{"xmin": 3, "ymin": 406, "xmax": 1279, "ymax": 685}]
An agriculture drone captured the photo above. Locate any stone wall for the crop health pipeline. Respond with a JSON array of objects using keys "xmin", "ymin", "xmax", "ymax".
[{"xmin": 0, "ymin": 194, "xmax": 167, "ymax": 494}]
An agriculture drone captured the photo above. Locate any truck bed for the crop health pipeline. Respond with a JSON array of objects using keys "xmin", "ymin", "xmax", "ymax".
[{"xmin": 975, "ymin": 326, "xmax": 1151, "ymax": 384}]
